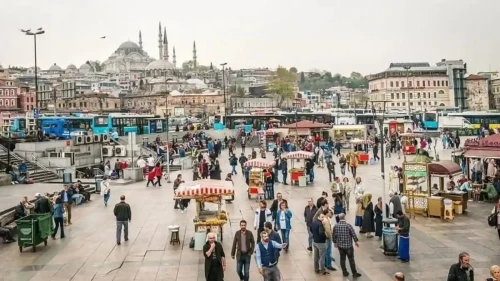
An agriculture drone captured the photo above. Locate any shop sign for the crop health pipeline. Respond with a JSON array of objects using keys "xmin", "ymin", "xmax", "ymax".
[{"xmin": 464, "ymin": 139, "xmax": 500, "ymax": 148}]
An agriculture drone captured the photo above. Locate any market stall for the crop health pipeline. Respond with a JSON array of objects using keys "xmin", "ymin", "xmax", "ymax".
[
  {"xmin": 349, "ymin": 138, "xmax": 373, "ymax": 164},
  {"xmin": 243, "ymin": 159, "xmax": 275, "ymax": 200},
  {"xmin": 175, "ymin": 180, "xmax": 234, "ymax": 241},
  {"xmin": 463, "ymin": 134, "xmax": 500, "ymax": 180},
  {"xmin": 283, "ymin": 151, "xmax": 314, "ymax": 185},
  {"xmin": 282, "ymin": 120, "xmax": 330, "ymax": 141},
  {"xmin": 331, "ymin": 125, "xmax": 368, "ymax": 148},
  {"xmin": 257, "ymin": 129, "xmax": 279, "ymax": 152},
  {"xmin": 400, "ymin": 132, "xmax": 424, "ymax": 155},
  {"xmin": 402, "ymin": 156, "xmax": 463, "ymax": 218}
]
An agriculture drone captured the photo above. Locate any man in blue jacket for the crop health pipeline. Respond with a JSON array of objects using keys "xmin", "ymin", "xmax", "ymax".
[
  {"xmin": 310, "ymin": 213, "xmax": 329, "ymax": 276},
  {"xmin": 59, "ymin": 185, "xmax": 73, "ymax": 224},
  {"xmin": 255, "ymin": 229, "xmax": 287, "ymax": 281}
]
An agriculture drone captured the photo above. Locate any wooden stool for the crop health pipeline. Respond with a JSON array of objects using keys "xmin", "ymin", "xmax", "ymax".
[
  {"xmin": 443, "ymin": 199, "xmax": 454, "ymax": 220},
  {"xmin": 170, "ymin": 230, "xmax": 180, "ymax": 245}
]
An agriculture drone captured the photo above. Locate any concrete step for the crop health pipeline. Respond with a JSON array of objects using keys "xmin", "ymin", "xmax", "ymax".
[{"xmin": 0, "ymin": 154, "xmax": 60, "ymax": 183}]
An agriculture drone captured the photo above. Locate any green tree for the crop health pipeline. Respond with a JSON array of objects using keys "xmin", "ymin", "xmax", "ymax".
[
  {"xmin": 228, "ymin": 85, "xmax": 237, "ymax": 94},
  {"xmin": 236, "ymin": 86, "xmax": 246, "ymax": 96},
  {"xmin": 266, "ymin": 66, "xmax": 296, "ymax": 108},
  {"xmin": 289, "ymin": 67, "xmax": 298, "ymax": 73}
]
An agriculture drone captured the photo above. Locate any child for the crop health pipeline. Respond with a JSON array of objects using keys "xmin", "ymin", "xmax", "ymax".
[
  {"xmin": 102, "ymin": 179, "xmax": 111, "ymax": 207},
  {"xmin": 146, "ymin": 169, "xmax": 156, "ymax": 187}
]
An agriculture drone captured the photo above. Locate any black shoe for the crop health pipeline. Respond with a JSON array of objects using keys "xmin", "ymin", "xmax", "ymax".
[
  {"xmin": 3, "ymin": 240, "xmax": 13, "ymax": 244},
  {"xmin": 326, "ymin": 266, "xmax": 337, "ymax": 271},
  {"xmin": 307, "ymin": 247, "xmax": 312, "ymax": 251},
  {"xmin": 321, "ymin": 272, "xmax": 330, "ymax": 276},
  {"xmin": 314, "ymin": 270, "xmax": 320, "ymax": 274},
  {"xmin": 343, "ymin": 272, "xmax": 349, "ymax": 277},
  {"xmin": 352, "ymin": 272, "xmax": 362, "ymax": 277},
  {"xmin": 125, "ymin": 239, "xmax": 129, "ymax": 242},
  {"xmin": 117, "ymin": 242, "xmax": 121, "ymax": 245}
]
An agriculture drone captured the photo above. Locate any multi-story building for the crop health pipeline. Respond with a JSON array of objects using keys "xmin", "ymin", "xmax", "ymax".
[
  {"xmin": 465, "ymin": 74, "xmax": 490, "ymax": 111},
  {"xmin": 231, "ymin": 97, "xmax": 294, "ymax": 113},
  {"xmin": 491, "ymin": 77, "xmax": 500, "ymax": 109},
  {"xmin": 0, "ymin": 82, "xmax": 19, "ymax": 111},
  {"xmin": 436, "ymin": 59, "xmax": 468, "ymax": 110},
  {"xmin": 18, "ymin": 86, "xmax": 36, "ymax": 112},
  {"xmin": 368, "ymin": 62, "xmax": 451, "ymax": 111}
]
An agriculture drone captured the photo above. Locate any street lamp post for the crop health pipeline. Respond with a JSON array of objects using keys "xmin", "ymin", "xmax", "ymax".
[
  {"xmin": 403, "ymin": 65, "xmax": 411, "ymax": 115},
  {"xmin": 371, "ymin": 100, "xmax": 389, "ymax": 218},
  {"xmin": 22, "ymin": 28, "xmax": 45, "ymax": 116},
  {"xmin": 220, "ymin": 63, "xmax": 227, "ymax": 120},
  {"xmin": 164, "ymin": 76, "xmax": 173, "ymax": 183}
]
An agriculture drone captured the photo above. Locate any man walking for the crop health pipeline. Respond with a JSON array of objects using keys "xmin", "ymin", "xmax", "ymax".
[
  {"xmin": 332, "ymin": 213, "xmax": 361, "ymax": 277},
  {"xmin": 114, "ymin": 195, "xmax": 131, "ymax": 245},
  {"xmin": 231, "ymin": 220, "xmax": 255, "ymax": 281},
  {"xmin": 60, "ymin": 185, "xmax": 73, "ymax": 225},
  {"xmin": 303, "ymin": 198, "xmax": 317, "ymax": 252},
  {"xmin": 255, "ymin": 231, "xmax": 287, "ymax": 281},
  {"xmin": 327, "ymin": 159, "xmax": 336, "ymax": 183},
  {"xmin": 280, "ymin": 157, "xmax": 288, "ymax": 185},
  {"xmin": 310, "ymin": 213, "xmax": 329, "ymax": 276}
]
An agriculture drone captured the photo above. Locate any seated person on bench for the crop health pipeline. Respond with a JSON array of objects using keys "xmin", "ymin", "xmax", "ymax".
[
  {"xmin": 74, "ymin": 180, "xmax": 91, "ymax": 202},
  {"xmin": 0, "ymin": 227, "xmax": 15, "ymax": 243},
  {"xmin": 70, "ymin": 184, "xmax": 85, "ymax": 205}
]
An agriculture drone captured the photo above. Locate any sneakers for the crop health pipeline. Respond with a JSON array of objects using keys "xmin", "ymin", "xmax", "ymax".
[{"xmin": 307, "ymin": 247, "xmax": 312, "ymax": 251}]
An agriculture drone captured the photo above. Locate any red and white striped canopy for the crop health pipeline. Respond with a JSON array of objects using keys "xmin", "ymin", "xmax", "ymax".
[
  {"xmin": 175, "ymin": 180, "xmax": 234, "ymax": 198},
  {"xmin": 243, "ymin": 158, "xmax": 275, "ymax": 168},
  {"xmin": 283, "ymin": 151, "xmax": 314, "ymax": 160}
]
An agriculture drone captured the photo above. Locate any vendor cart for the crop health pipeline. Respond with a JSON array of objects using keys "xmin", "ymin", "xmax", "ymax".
[
  {"xmin": 174, "ymin": 180, "xmax": 233, "ymax": 241},
  {"xmin": 349, "ymin": 138, "xmax": 373, "ymax": 164},
  {"xmin": 283, "ymin": 151, "xmax": 314, "ymax": 185},
  {"xmin": 16, "ymin": 213, "xmax": 52, "ymax": 252},
  {"xmin": 243, "ymin": 159, "xmax": 275, "ymax": 199},
  {"xmin": 400, "ymin": 133, "xmax": 424, "ymax": 155}
]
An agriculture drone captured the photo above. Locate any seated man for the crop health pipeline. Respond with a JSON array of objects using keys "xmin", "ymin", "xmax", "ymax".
[
  {"xmin": 75, "ymin": 181, "xmax": 91, "ymax": 202},
  {"xmin": 70, "ymin": 184, "xmax": 85, "ymax": 205},
  {"xmin": 481, "ymin": 180, "xmax": 499, "ymax": 201},
  {"xmin": 0, "ymin": 226, "xmax": 16, "ymax": 243}
]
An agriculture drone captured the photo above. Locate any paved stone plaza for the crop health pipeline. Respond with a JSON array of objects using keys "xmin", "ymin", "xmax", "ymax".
[{"xmin": 0, "ymin": 146, "xmax": 498, "ymax": 281}]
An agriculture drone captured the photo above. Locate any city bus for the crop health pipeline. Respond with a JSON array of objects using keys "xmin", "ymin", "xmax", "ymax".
[
  {"xmin": 38, "ymin": 117, "xmax": 94, "ymax": 139},
  {"xmin": 215, "ymin": 113, "xmax": 284, "ymax": 133},
  {"xmin": 92, "ymin": 113, "xmax": 167, "ymax": 136},
  {"xmin": 448, "ymin": 111, "xmax": 500, "ymax": 131},
  {"xmin": 419, "ymin": 106, "xmax": 460, "ymax": 130}
]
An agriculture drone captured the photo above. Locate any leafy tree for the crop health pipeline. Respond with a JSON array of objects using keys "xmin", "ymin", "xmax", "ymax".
[
  {"xmin": 229, "ymin": 85, "xmax": 237, "ymax": 94},
  {"xmin": 300, "ymin": 72, "xmax": 305, "ymax": 83},
  {"xmin": 266, "ymin": 66, "xmax": 296, "ymax": 108},
  {"xmin": 350, "ymin": 72, "xmax": 363, "ymax": 79},
  {"xmin": 236, "ymin": 86, "xmax": 246, "ymax": 96},
  {"xmin": 181, "ymin": 61, "xmax": 211, "ymax": 72},
  {"xmin": 86, "ymin": 60, "xmax": 103, "ymax": 72},
  {"xmin": 298, "ymin": 70, "xmax": 368, "ymax": 91},
  {"xmin": 289, "ymin": 67, "xmax": 298, "ymax": 73}
]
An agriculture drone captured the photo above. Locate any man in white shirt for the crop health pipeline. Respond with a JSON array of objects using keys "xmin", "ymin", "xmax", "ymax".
[{"xmin": 147, "ymin": 154, "xmax": 155, "ymax": 171}]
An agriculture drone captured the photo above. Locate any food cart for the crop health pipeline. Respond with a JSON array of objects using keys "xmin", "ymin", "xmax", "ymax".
[
  {"xmin": 331, "ymin": 125, "xmax": 368, "ymax": 148},
  {"xmin": 400, "ymin": 132, "xmax": 424, "ymax": 155},
  {"xmin": 257, "ymin": 130, "xmax": 277, "ymax": 152},
  {"xmin": 175, "ymin": 180, "xmax": 233, "ymax": 241},
  {"xmin": 243, "ymin": 159, "xmax": 275, "ymax": 200},
  {"xmin": 283, "ymin": 151, "xmax": 314, "ymax": 185},
  {"xmin": 349, "ymin": 138, "xmax": 373, "ymax": 164}
]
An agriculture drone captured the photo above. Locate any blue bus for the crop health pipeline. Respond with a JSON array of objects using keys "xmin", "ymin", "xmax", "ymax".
[
  {"xmin": 38, "ymin": 117, "xmax": 93, "ymax": 139},
  {"xmin": 420, "ymin": 107, "xmax": 460, "ymax": 130},
  {"xmin": 8, "ymin": 117, "xmax": 30, "ymax": 138},
  {"xmin": 92, "ymin": 114, "xmax": 167, "ymax": 136}
]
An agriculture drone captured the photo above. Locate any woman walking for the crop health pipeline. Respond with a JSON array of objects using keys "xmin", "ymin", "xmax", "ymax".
[
  {"xmin": 51, "ymin": 197, "xmax": 65, "ymax": 239},
  {"xmin": 362, "ymin": 193, "xmax": 375, "ymax": 238},
  {"xmin": 276, "ymin": 201, "xmax": 292, "ymax": 251},
  {"xmin": 354, "ymin": 177, "xmax": 364, "ymax": 232},
  {"xmin": 350, "ymin": 153, "xmax": 359, "ymax": 178},
  {"xmin": 102, "ymin": 179, "xmax": 111, "ymax": 207},
  {"xmin": 374, "ymin": 197, "xmax": 383, "ymax": 240},
  {"xmin": 333, "ymin": 194, "xmax": 345, "ymax": 223},
  {"xmin": 342, "ymin": 177, "xmax": 352, "ymax": 211}
]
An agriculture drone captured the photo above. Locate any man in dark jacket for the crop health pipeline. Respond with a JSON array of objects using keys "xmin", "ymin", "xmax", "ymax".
[
  {"xmin": 114, "ymin": 195, "xmax": 132, "ymax": 245},
  {"xmin": 327, "ymin": 159, "xmax": 336, "ymax": 182},
  {"xmin": 447, "ymin": 252, "xmax": 474, "ymax": 281},
  {"xmin": 280, "ymin": 157, "xmax": 288, "ymax": 185},
  {"xmin": 264, "ymin": 221, "xmax": 282, "ymax": 261},
  {"xmin": 34, "ymin": 193, "xmax": 51, "ymax": 214},
  {"xmin": 270, "ymin": 193, "xmax": 287, "ymax": 223},
  {"xmin": 238, "ymin": 153, "xmax": 248, "ymax": 174},
  {"xmin": 310, "ymin": 214, "xmax": 329, "ymax": 276},
  {"xmin": 303, "ymin": 198, "xmax": 318, "ymax": 252},
  {"xmin": 231, "ymin": 220, "xmax": 255, "ymax": 281}
]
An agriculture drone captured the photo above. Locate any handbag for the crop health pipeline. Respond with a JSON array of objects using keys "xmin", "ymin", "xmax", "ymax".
[{"xmin": 487, "ymin": 211, "xmax": 498, "ymax": 227}]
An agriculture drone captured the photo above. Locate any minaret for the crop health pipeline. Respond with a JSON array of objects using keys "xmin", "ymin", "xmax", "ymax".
[
  {"xmin": 172, "ymin": 46, "xmax": 177, "ymax": 68},
  {"xmin": 158, "ymin": 22, "xmax": 163, "ymax": 59},
  {"xmin": 139, "ymin": 31, "xmax": 143, "ymax": 50},
  {"xmin": 193, "ymin": 41, "xmax": 197, "ymax": 69},
  {"xmin": 163, "ymin": 27, "xmax": 169, "ymax": 61}
]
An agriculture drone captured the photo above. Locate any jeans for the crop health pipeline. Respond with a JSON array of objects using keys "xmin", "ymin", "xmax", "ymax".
[
  {"xmin": 307, "ymin": 228, "xmax": 313, "ymax": 248},
  {"xmin": 340, "ymin": 166, "xmax": 345, "ymax": 176},
  {"xmin": 262, "ymin": 266, "xmax": 281, "ymax": 281},
  {"xmin": 325, "ymin": 241, "xmax": 332, "ymax": 268},
  {"xmin": 280, "ymin": 229, "xmax": 290, "ymax": 246},
  {"xmin": 274, "ymin": 168, "xmax": 279, "ymax": 182},
  {"xmin": 328, "ymin": 172, "xmax": 335, "ymax": 182},
  {"xmin": 52, "ymin": 217, "xmax": 65, "ymax": 238},
  {"xmin": 116, "ymin": 221, "xmax": 129, "ymax": 243},
  {"xmin": 282, "ymin": 173, "xmax": 287, "ymax": 184},
  {"xmin": 313, "ymin": 242, "xmax": 327, "ymax": 272},
  {"xmin": 338, "ymin": 247, "xmax": 358, "ymax": 274},
  {"xmin": 351, "ymin": 167, "xmax": 357, "ymax": 178},
  {"xmin": 231, "ymin": 165, "xmax": 237, "ymax": 175},
  {"xmin": 309, "ymin": 170, "xmax": 315, "ymax": 182},
  {"xmin": 103, "ymin": 194, "xmax": 110, "ymax": 206},
  {"xmin": 72, "ymin": 194, "xmax": 84, "ymax": 205},
  {"xmin": 236, "ymin": 254, "xmax": 251, "ymax": 281}
]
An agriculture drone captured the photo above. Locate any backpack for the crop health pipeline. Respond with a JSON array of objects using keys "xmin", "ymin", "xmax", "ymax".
[{"xmin": 487, "ymin": 211, "xmax": 498, "ymax": 227}]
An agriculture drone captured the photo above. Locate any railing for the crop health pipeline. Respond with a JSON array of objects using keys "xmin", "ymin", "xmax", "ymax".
[
  {"xmin": 0, "ymin": 144, "xmax": 25, "ymax": 163},
  {"xmin": 141, "ymin": 146, "xmax": 158, "ymax": 158},
  {"xmin": 29, "ymin": 152, "xmax": 61, "ymax": 177},
  {"xmin": 0, "ymin": 144, "xmax": 60, "ymax": 177}
]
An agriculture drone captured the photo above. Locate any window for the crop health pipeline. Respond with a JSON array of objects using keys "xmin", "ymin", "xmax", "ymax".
[
  {"xmin": 396, "ymin": 81, "xmax": 399, "ymax": 87},
  {"xmin": 417, "ymin": 93, "xmax": 420, "ymax": 98},
  {"xmin": 434, "ymin": 92, "xmax": 437, "ymax": 98},
  {"xmin": 11, "ymin": 89, "xmax": 15, "ymax": 95},
  {"xmin": 434, "ymin": 101, "xmax": 437, "ymax": 105},
  {"xmin": 410, "ymin": 102, "xmax": 414, "ymax": 106},
  {"xmin": 0, "ymin": 90, "xmax": 2, "ymax": 95},
  {"xmin": 396, "ymin": 93, "xmax": 400, "ymax": 99},
  {"xmin": 401, "ymin": 81, "xmax": 404, "ymax": 87},
  {"xmin": 391, "ymin": 93, "xmax": 394, "ymax": 99},
  {"xmin": 409, "ymin": 81, "xmax": 412, "ymax": 87},
  {"xmin": 418, "ymin": 102, "xmax": 421, "ymax": 105},
  {"xmin": 417, "ymin": 81, "xmax": 420, "ymax": 87},
  {"xmin": 402, "ymin": 102, "xmax": 406, "ymax": 106},
  {"xmin": 11, "ymin": 99, "xmax": 15, "ymax": 106},
  {"xmin": 5, "ymin": 100, "xmax": 9, "ymax": 106},
  {"xmin": 433, "ymin": 81, "xmax": 436, "ymax": 86},
  {"xmin": 0, "ymin": 100, "xmax": 3, "ymax": 106},
  {"xmin": 428, "ymin": 81, "xmax": 430, "ymax": 86},
  {"xmin": 397, "ymin": 103, "xmax": 400, "ymax": 106},
  {"xmin": 445, "ymin": 81, "xmax": 449, "ymax": 86},
  {"xmin": 402, "ymin": 93, "xmax": 405, "ymax": 99},
  {"xmin": 391, "ymin": 103, "xmax": 394, "ymax": 106},
  {"xmin": 424, "ymin": 102, "xmax": 426, "ymax": 105},
  {"xmin": 410, "ymin": 93, "xmax": 413, "ymax": 99},
  {"xmin": 390, "ymin": 81, "xmax": 394, "ymax": 87},
  {"xmin": 437, "ymin": 81, "xmax": 441, "ymax": 87}
]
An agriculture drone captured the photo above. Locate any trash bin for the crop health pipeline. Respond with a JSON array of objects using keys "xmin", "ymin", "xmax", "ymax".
[
  {"xmin": 382, "ymin": 227, "xmax": 398, "ymax": 256},
  {"xmin": 16, "ymin": 214, "xmax": 52, "ymax": 253},
  {"xmin": 382, "ymin": 217, "xmax": 398, "ymax": 228},
  {"xmin": 63, "ymin": 172, "xmax": 72, "ymax": 185},
  {"xmin": 95, "ymin": 175, "xmax": 104, "ymax": 193}
]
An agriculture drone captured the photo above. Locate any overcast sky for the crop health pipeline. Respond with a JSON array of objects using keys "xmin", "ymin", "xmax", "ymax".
[{"xmin": 0, "ymin": 0, "xmax": 498, "ymax": 76}]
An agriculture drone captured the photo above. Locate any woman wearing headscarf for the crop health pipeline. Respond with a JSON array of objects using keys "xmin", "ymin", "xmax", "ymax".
[
  {"xmin": 354, "ymin": 177, "xmax": 364, "ymax": 231},
  {"xmin": 374, "ymin": 197, "xmax": 383, "ymax": 240},
  {"xmin": 362, "ymin": 193, "xmax": 375, "ymax": 238}
]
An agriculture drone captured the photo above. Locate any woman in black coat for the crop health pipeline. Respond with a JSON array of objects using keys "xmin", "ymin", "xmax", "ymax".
[{"xmin": 362, "ymin": 193, "xmax": 375, "ymax": 238}]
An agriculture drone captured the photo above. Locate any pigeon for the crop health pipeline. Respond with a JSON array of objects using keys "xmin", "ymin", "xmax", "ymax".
[{"xmin": 20, "ymin": 29, "xmax": 31, "ymax": 33}]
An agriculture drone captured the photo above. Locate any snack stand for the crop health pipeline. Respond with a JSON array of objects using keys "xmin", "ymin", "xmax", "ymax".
[
  {"xmin": 243, "ymin": 159, "xmax": 275, "ymax": 199},
  {"xmin": 283, "ymin": 151, "xmax": 314, "ymax": 185},
  {"xmin": 283, "ymin": 120, "xmax": 330, "ymax": 141},
  {"xmin": 349, "ymin": 138, "xmax": 373, "ymax": 164},
  {"xmin": 400, "ymin": 132, "xmax": 424, "ymax": 155},
  {"xmin": 175, "ymin": 180, "xmax": 234, "ymax": 241},
  {"xmin": 257, "ymin": 130, "xmax": 277, "ymax": 152},
  {"xmin": 331, "ymin": 125, "xmax": 368, "ymax": 148}
]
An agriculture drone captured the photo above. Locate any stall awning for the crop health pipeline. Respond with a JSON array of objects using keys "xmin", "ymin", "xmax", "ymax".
[
  {"xmin": 464, "ymin": 149, "xmax": 500, "ymax": 159},
  {"xmin": 428, "ymin": 161, "xmax": 462, "ymax": 176},
  {"xmin": 289, "ymin": 128, "xmax": 310, "ymax": 135}
]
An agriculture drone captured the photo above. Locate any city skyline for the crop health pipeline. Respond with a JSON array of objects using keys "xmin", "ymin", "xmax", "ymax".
[{"xmin": 1, "ymin": 0, "xmax": 499, "ymax": 75}]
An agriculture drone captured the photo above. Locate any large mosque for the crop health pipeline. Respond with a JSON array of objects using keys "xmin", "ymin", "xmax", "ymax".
[{"xmin": 102, "ymin": 22, "xmax": 198, "ymax": 75}]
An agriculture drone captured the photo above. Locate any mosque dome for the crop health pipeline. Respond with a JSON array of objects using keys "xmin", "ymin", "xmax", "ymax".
[
  {"xmin": 66, "ymin": 64, "xmax": 77, "ymax": 70},
  {"xmin": 79, "ymin": 64, "xmax": 91, "ymax": 70},
  {"xmin": 49, "ymin": 63, "xmax": 62, "ymax": 71},
  {"xmin": 118, "ymin": 41, "xmax": 140, "ymax": 50},
  {"xmin": 145, "ymin": 59, "xmax": 175, "ymax": 71}
]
